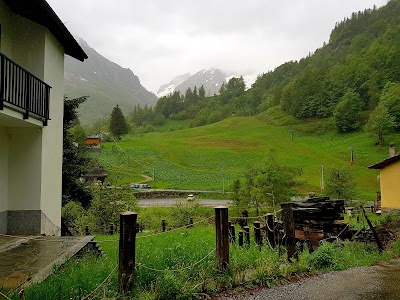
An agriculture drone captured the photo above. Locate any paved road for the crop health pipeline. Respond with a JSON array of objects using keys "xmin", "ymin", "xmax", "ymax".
[
  {"xmin": 215, "ymin": 258, "xmax": 400, "ymax": 300},
  {"xmin": 138, "ymin": 198, "xmax": 232, "ymax": 207}
]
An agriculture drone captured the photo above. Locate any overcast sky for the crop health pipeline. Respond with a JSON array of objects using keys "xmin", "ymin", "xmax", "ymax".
[{"xmin": 47, "ymin": 0, "xmax": 388, "ymax": 93}]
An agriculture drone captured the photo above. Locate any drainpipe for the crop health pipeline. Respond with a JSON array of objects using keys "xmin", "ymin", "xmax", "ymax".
[{"xmin": 389, "ymin": 143, "xmax": 396, "ymax": 158}]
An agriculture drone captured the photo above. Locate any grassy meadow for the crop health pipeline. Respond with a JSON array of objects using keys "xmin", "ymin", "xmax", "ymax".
[
  {"xmin": 8, "ymin": 214, "xmax": 400, "ymax": 300},
  {"xmin": 93, "ymin": 107, "xmax": 400, "ymax": 200}
]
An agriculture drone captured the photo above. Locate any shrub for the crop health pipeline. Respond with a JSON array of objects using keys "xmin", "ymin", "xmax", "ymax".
[
  {"xmin": 87, "ymin": 184, "xmax": 138, "ymax": 233},
  {"xmin": 61, "ymin": 201, "xmax": 87, "ymax": 234},
  {"xmin": 171, "ymin": 201, "xmax": 201, "ymax": 227},
  {"xmin": 308, "ymin": 242, "xmax": 338, "ymax": 270},
  {"xmin": 155, "ymin": 272, "xmax": 191, "ymax": 300}
]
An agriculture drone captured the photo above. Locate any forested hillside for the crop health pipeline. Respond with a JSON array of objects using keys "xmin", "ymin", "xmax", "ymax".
[
  {"xmin": 255, "ymin": 0, "xmax": 400, "ymax": 119},
  {"xmin": 130, "ymin": 0, "xmax": 400, "ymax": 132}
]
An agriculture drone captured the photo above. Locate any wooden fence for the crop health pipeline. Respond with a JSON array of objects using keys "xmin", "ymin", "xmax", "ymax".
[{"xmin": 106, "ymin": 197, "xmax": 354, "ymax": 294}]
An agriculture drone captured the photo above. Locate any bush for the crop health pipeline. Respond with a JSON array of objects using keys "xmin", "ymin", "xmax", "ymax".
[
  {"xmin": 155, "ymin": 272, "xmax": 191, "ymax": 300},
  {"xmin": 308, "ymin": 242, "xmax": 338, "ymax": 270},
  {"xmin": 171, "ymin": 201, "xmax": 201, "ymax": 227},
  {"xmin": 87, "ymin": 185, "xmax": 138, "ymax": 233},
  {"xmin": 61, "ymin": 201, "xmax": 87, "ymax": 234},
  {"xmin": 144, "ymin": 124, "xmax": 155, "ymax": 133}
]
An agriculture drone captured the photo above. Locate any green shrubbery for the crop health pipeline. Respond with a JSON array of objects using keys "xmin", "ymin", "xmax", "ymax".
[
  {"xmin": 62, "ymin": 184, "xmax": 137, "ymax": 234},
  {"xmin": 307, "ymin": 242, "xmax": 338, "ymax": 270}
]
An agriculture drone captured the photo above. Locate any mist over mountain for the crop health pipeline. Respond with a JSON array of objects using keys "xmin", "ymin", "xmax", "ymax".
[
  {"xmin": 64, "ymin": 38, "xmax": 157, "ymax": 124},
  {"xmin": 157, "ymin": 68, "xmax": 228, "ymax": 98},
  {"xmin": 157, "ymin": 69, "xmax": 259, "ymax": 98},
  {"xmin": 157, "ymin": 73, "xmax": 191, "ymax": 98}
]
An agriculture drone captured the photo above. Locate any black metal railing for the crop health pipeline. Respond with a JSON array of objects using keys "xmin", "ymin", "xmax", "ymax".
[{"xmin": 0, "ymin": 52, "xmax": 51, "ymax": 125}]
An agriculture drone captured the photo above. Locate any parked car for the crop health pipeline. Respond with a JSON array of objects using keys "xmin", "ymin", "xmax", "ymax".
[
  {"xmin": 138, "ymin": 183, "xmax": 151, "ymax": 189},
  {"xmin": 187, "ymin": 194, "xmax": 195, "ymax": 201}
]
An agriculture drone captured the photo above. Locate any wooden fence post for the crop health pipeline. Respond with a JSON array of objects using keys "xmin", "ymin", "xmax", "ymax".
[
  {"xmin": 109, "ymin": 223, "xmax": 114, "ymax": 235},
  {"xmin": 265, "ymin": 213, "xmax": 275, "ymax": 248},
  {"xmin": 215, "ymin": 206, "xmax": 229, "ymax": 270},
  {"xmin": 281, "ymin": 203, "xmax": 297, "ymax": 261},
  {"xmin": 243, "ymin": 226, "xmax": 250, "ymax": 247},
  {"xmin": 162, "ymin": 219, "xmax": 166, "ymax": 232},
  {"xmin": 85, "ymin": 225, "xmax": 89, "ymax": 236},
  {"xmin": 189, "ymin": 217, "xmax": 193, "ymax": 227},
  {"xmin": 118, "ymin": 211, "xmax": 138, "ymax": 293},
  {"xmin": 254, "ymin": 221, "xmax": 261, "ymax": 247},
  {"xmin": 229, "ymin": 224, "xmax": 236, "ymax": 244},
  {"xmin": 238, "ymin": 230, "xmax": 244, "ymax": 247},
  {"xmin": 362, "ymin": 206, "xmax": 383, "ymax": 253}
]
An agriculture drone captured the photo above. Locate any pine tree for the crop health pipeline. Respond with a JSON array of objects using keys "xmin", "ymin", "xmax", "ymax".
[
  {"xmin": 199, "ymin": 85, "xmax": 206, "ymax": 98},
  {"xmin": 110, "ymin": 104, "xmax": 129, "ymax": 140},
  {"xmin": 63, "ymin": 96, "xmax": 92, "ymax": 208}
]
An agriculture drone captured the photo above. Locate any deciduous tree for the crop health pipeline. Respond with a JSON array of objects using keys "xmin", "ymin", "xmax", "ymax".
[
  {"xmin": 333, "ymin": 90, "xmax": 363, "ymax": 132},
  {"xmin": 325, "ymin": 168, "xmax": 356, "ymax": 200},
  {"xmin": 365, "ymin": 105, "xmax": 396, "ymax": 145},
  {"xmin": 240, "ymin": 152, "xmax": 302, "ymax": 215}
]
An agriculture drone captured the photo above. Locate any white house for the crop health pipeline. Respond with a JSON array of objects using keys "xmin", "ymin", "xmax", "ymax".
[{"xmin": 0, "ymin": 0, "xmax": 87, "ymax": 235}]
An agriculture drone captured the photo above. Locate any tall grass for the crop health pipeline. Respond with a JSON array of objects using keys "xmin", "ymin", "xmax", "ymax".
[{"xmin": 7, "ymin": 222, "xmax": 400, "ymax": 300}]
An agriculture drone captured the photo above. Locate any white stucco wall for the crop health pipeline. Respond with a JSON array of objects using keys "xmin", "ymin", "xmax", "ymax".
[
  {"xmin": 0, "ymin": 0, "xmax": 12, "ymax": 54},
  {"xmin": 7, "ymin": 128, "xmax": 42, "ymax": 211},
  {"xmin": 0, "ymin": 126, "xmax": 8, "ymax": 213},
  {"xmin": 0, "ymin": 0, "xmax": 45, "ymax": 78},
  {"xmin": 0, "ymin": 0, "xmax": 66, "ymax": 235},
  {"xmin": 40, "ymin": 30, "xmax": 64, "ymax": 233}
]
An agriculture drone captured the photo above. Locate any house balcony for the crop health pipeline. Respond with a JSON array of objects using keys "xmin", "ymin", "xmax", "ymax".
[{"xmin": 0, "ymin": 52, "xmax": 51, "ymax": 126}]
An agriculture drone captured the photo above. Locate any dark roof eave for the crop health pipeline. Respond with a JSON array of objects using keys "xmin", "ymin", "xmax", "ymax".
[
  {"xmin": 368, "ymin": 154, "xmax": 400, "ymax": 170},
  {"xmin": 4, "ymin": 0, "xmax": 87, "ymax": 61}
]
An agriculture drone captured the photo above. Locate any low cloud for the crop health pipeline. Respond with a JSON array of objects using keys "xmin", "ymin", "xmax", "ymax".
[{"xmin": 48, "ymin": 0, "xmax": 387, "ymax": 92}]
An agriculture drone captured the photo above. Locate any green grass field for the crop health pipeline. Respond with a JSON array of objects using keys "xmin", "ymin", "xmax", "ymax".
[{"xmin": 93, "ymin": 108, "xmax": 400, "ymax": 200}]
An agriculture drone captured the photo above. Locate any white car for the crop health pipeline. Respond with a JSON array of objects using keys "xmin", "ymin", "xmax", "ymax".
[{"xmin": 187, "ymin": 194, "xmax": 195, "ymax": 201}]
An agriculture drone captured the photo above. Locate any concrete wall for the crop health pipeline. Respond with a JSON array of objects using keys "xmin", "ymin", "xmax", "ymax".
[
  {"xmin": 380, "ymin": 161, "xmax": 400, "ymax": 210},
  {"xmin": 0, "ymin": 126, "xmax": 9, "ymax": 233}
]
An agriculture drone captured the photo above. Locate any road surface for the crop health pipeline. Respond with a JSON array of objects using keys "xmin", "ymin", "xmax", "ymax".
[
  {"xmin": 138, "ymin": 198, "xmax": 232, "ymax": 207},
  {"xmin": 215, "ymin": 258, "xmax": 400, "ymax": 300}
]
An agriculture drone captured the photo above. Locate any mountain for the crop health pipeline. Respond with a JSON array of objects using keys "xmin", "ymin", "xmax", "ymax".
[
  {"xmin": 157, "ymin": 73, "xmax": 191, "ymax": 98},
  {"xmin": 64, "ymin": 38, "xmax": 157, "ymax": 124},
  {"xmin": 157, "ymin": 68, "xmax": 228, "ymax": 98}
]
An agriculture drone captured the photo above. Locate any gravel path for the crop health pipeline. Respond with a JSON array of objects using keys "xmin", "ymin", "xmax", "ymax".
[{"xmin": 215, "ymin": 258, "xmax": 400, "ymax": 300}]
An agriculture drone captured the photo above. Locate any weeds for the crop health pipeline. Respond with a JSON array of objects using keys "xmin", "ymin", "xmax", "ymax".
[{"xmin": 6, "ymin": 225, "xmax": 400, "ymax": 300}]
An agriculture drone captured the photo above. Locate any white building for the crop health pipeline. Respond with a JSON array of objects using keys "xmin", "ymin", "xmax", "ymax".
[{"xmin": 0, "ymin": 0, "xmax": 87, "ymax": 235}]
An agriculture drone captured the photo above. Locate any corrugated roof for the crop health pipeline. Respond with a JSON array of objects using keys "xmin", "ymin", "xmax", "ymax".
[
  {"xmin": 4, "ymin": 0, "xmax": 87, "ymax": 61},
  {"xmin": 368, "ymin": 154, "xmax": 400, "ymax": 170}
]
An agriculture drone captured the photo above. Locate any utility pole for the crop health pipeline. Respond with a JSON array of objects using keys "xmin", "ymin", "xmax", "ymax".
[
  {"xmin": 350, "ymin": 147, "xmax": 353, "ymax": 167},
  {"xmin": 222, "ymin": 167, "xmax": 225, "ymax": 193},
  {"xmin": 321, "ymin": 164, "xmax": 324, "ymax": 194},
  {"xmin": 289, "ymin": 130, "xmax": 294, "ymax": 142}
]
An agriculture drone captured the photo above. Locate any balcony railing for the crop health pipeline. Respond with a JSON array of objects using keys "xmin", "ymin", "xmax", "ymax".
[{"xmin": 0, "ymin": 52, "xmax": 51, "ymax": 126}]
